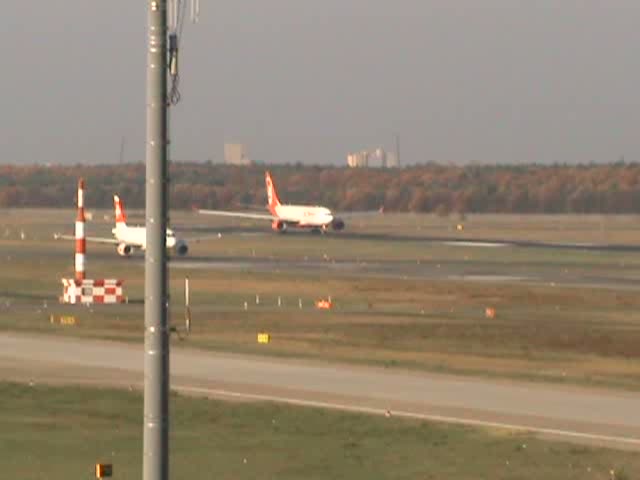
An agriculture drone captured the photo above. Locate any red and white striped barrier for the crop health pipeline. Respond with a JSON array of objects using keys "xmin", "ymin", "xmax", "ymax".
[
  {"xmin": 75, "ymin": 178, "xmax": 86, "ymax": 282},
  {"xmin": 61, "ymin": 279, "xmax": 125, "ymax": 305},
  {"xmin": 60, "ymin": 178, "xmax": 125, "ymax": 305}
]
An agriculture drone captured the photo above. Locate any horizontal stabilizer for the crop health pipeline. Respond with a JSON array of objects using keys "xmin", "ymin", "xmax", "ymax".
[{"xmin": 54, "ymin": 233, "xmax": 119, "ymax": 244}]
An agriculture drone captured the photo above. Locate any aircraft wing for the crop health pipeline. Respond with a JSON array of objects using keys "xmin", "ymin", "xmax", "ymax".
[
  {"xmin": 197, "ymin": 209, "xmax": 278, "ymax": 221},
  {"xmin": 182, "ymin": 234, "xmax": 225, "ymax": 243},
  {"xmin": 53, "ymin": 233, "xmax": 119, "ymax": 244},
  {"xmin": 334, "ymin": 207, "xmax": 385, "ymax": 219}
]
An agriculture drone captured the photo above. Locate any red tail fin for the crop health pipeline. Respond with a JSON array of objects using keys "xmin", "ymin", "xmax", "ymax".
[
  {"xmin": 114, "ymin": 195, "xmax": 127, "ymax": 225},
  {"xmin": 265, "ymin": 171, "xmax": 281, "ymax": 215}
]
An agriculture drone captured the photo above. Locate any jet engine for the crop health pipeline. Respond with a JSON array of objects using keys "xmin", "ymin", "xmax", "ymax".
[
  {"xmin": 271, "ymin": 220, "xmax": 288, "ymax": 233},
  {"xmin": 117, "ymin": 243, "xmax": 133, "ymax": 257},
  {"xmin": 331, "ymin": 218, "xmax": 345, "ymax": 231},
  {"xmin": 174, "ymin": 240, "xmax": 189, "ymax": 256}
]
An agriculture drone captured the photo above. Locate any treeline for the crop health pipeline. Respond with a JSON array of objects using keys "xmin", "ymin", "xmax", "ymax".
[{"xmin": 1, "ymin": 163, "xmax": 640, "ymax": 214}]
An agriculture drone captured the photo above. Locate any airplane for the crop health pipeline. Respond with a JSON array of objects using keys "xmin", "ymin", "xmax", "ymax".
[
  {"xmin": 198, "ymin": 171, "xmax": 381, "ymax": 233},
  {"xmin": 55, "ymin": 195, "xmax": 190, "ymax": 257}
]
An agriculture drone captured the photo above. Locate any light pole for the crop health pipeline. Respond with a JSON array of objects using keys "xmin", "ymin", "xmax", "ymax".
[{"xmin": 143, "ymin": 1, "xmax": 169, "ymax": 479}]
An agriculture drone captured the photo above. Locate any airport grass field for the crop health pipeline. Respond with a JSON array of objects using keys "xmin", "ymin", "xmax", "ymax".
[
  {"xmin": 1, "ymin": 381, "xmax": 637, "ymax": 480},
  {"xmin": 1, "ymin": 209, "xmax": 640, "ymax": 390}
]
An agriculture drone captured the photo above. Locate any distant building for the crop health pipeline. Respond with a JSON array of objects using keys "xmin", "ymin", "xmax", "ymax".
[
  {"xmin": 384, "ymin": 152, "xmax": 399, "ymax": 168},
  {"xmin": 347, "ymin": 151, "xmax": 369, "ymax": 168},
  {"xmin": 372, "ymin": 148, "xmax": 387, "ymax": 167},
  {"xmin": 347, "ymin": 147, "xmax": 399, "ymax": 168},
  {"xmin": 224, "ymin": 143, "xmax": 251, "ymax": 166}
]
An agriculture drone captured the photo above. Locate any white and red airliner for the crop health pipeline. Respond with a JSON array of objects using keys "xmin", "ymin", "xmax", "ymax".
[
  {"xmin": 55, "ymin": 195, "xmax": 190, "ymax": 256},
  {"xmin": 198, "ymin": 171, "xmax": 379, "ymax": 233}
]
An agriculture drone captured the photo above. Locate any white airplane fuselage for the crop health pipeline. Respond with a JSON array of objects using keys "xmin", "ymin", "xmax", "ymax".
[
  {"xmin": 273, "ymin": 205, "xmax": 334, "ymax": 228},
  {"xmin": 112, "ymin": 224, "xmax": 180, "ymax": 251}
]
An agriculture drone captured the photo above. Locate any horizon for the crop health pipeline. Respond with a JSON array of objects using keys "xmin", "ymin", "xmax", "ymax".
[{"xmin": 2, "ymin": 159, "xmax": 639, "ymax": 169}]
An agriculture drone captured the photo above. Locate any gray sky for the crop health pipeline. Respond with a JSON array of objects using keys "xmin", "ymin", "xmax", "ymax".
[{"xmin": 2, "ymin": 1, "xmax": 640, "ymax": 166}]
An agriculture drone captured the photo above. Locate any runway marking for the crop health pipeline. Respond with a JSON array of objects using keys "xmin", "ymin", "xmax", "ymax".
[
  {"xmin": 175, "ymin": 385, "xmax": 640, "ymax": 447},
  {"xmin": 441, "ymin": 241, "xmax": 509, "ymax": 248}
]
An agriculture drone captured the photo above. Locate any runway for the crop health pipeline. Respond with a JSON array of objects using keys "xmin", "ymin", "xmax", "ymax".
[
  {"xmin": 181, "ymin": 225, "xmax": 640, "ymax": 252},
  {"xmin": 169, "ymin": 226, "xmax": 640, "ymax": 289},
  {"xmin": 2, "ymin": 332, "xmax": 639, "ymax": 450},
  {"xmin": 170, "ymin": 255, "xmax": 640, "ymax": 290}
]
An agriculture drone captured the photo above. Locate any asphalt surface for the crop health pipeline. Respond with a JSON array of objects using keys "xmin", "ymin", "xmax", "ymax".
[
  {"xmin": 2, "ymin": 332, "xmax": 639, "ymax": 450},
  {"xmin": 168, "ymin": 255, "xmax": 640, "ymax": 290},
  {"xmin": 178, "ymin": 225, "xmax": 640, "ymax": 252},
  {"xmin": 170, "ymin": 227, "xmax": 640, "ymax": 289}
]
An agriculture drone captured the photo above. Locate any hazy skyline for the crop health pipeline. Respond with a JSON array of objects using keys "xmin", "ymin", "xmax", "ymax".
[{"xmin": 2, "ymin": 1, "xmax": 640, "ymax": 166}]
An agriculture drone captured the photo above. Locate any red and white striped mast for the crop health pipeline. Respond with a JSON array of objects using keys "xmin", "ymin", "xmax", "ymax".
[{"xmin": 75, "ymin": 178, "xmax": 86, "ymax": 282}]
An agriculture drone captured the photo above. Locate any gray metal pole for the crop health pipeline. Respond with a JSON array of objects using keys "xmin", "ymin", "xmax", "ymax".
[{"xmin": 143, "ymin": 0, "xmax": 169, "ymax": 479}]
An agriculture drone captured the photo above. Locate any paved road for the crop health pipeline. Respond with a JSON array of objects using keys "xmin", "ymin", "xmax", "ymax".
[{"xmin": 1, "ymin": 332, "xmax": 639, "ymax": 449}]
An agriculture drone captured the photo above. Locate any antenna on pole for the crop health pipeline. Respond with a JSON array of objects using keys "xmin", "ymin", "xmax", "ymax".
[
  {"xmin": 167, "ymin": 0, "xmax": 201, "ymax": 106},
  {"xmin": 119, "ymin": 136, "xmax": 126, "ymax": 164},
  {"xmin": 168, "ymin": 0, "xmax": 199, "ymax": 30},
  {"xmin": 190, "ymin": 0, "xmax": 199, "ymax": 23}
]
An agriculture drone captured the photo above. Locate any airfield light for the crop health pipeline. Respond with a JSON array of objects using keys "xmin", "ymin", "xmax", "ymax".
[
  {"xmin": 184, "ymin": 277, "xmax": 191, "ymax": 334},
  {"xmin": 95, "ymin": 463, "xmax": 113, "ymax": 479}
]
